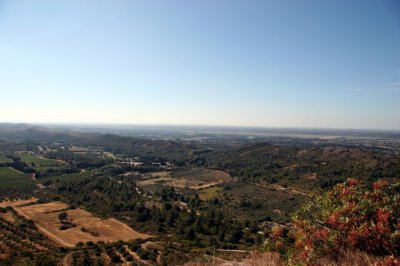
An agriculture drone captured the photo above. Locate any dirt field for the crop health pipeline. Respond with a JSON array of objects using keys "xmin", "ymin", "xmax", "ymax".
[
  {"xmin": 0, "ymin": 198, "xmax": 38, "ymax": 208},
  {"xmin": 138, "ymin": 168, "xmax": 232, "ymax": 190},
  {"xmin": 138, "ymin": 177, "xmax": 221, "ymax": 190},
  {"xmin": 11, "ymin": 201, "xmax": 149, "ymax": 247}
]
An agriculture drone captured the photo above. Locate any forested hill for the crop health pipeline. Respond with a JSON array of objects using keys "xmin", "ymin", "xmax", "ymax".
[
  {"xmin": 88, "ymin": 134, "xmax": 201, "ymax": 161},
  {"xmin": 0, "ymin": 124, "xmax": 202, "ymax": 161},
  {"xmin": 204, "ymin": 142, "xmax": 400, "ymax": 191}
]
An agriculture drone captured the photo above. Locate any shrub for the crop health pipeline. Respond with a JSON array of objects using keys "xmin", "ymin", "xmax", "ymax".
[
  {"xmin": 265, "ymin": 179, "xmax": 400, "ymax": 264},
  {"xmin": 59, "ymin": 224, "xmax": 71, "ymax": 230},
  {"xmin": 137, "ymin": 247, "xmax": 155, "ymax": 260},
  {"xmin": 129, "ymin": 243, "xmax": 140, "ymax": 252},
  {"xmin": 21, "ymin": 250, "xmax": 33, "ymax": 257},
  {"xmin": 111, "ymin": 253, "xmax": 122, "ymax": 263},
  {"xmin": 58, "ymin": 211, "xmax": 68, "ymax": 221}
]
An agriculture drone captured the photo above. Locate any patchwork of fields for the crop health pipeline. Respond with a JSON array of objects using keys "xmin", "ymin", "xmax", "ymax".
[
  {"xmin": 17, "ymin": 153, "xmax": 66, "ymax": 166},
  {"xmin": 0, "ymin": 152, "xmax": 93, "ymax": 188},
  {"xmin": 39, "ymin": 171, "xmax": 91, "ymax": 182},
  {"xmin": 17, "ymin": 153, "xmax": 67, "ymax": 171}
]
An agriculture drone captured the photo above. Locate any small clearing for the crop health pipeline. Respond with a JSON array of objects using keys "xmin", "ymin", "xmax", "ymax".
[{"xmin": 138, "ymin": 168, "xmax": 232, "ymax": 190}]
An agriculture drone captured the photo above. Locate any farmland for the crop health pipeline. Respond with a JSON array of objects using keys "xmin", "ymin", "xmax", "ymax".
[
  {"xmin": 0, "ymin": 205, "xmax": 60, "ymax": 262},
  {"xmin": 138, "ymin": 168, "xmax": 232, "ymax": 190},
  {"xmin": 17, "ymin": 153, "xmax": 66, "ymax": 168},
  {"xmin": 172, "ymin": 167, "xmax": 232, "ymax": 184},
  {"xmin": 39, "ymin": 171, "xmax": 91, "ymax": 183},
  {"xmin": 0, "ymin": 198, "xmax": 38, "ymax": 208},
  {"xmin": 13, "ymin": 201, "xmax": 150, "ymax": 247},
  {"xmin": 0, "ymin": 154, "xmax": 12, "ymax": 163},
  {"xmin": 0, "ymin": 167, "xmax": 34, "ymax": 187},
  {"xmin": 0, "ymin": 200, "xmax": 158, "ymax": 265}
]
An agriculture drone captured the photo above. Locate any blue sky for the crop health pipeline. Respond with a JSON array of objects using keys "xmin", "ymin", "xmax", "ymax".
[{"xmin": 0, "ymin": 0, "xmax": 399, "ymax": 129}]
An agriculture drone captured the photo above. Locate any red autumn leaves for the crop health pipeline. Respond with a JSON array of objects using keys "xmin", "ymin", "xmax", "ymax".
[{"xmin": 265, "ymin": 179, "xmax": 400, "ymax": 265}]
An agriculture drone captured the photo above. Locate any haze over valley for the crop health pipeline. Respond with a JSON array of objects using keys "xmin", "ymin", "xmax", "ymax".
[{"xmin": 0, "ymin": 0, "xmax": 399, "ymax": 265}]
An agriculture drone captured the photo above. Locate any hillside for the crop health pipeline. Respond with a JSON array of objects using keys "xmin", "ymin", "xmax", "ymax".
[{"xmin": 204, "ymin": 142, "xmax": 400, "ymax": 191}]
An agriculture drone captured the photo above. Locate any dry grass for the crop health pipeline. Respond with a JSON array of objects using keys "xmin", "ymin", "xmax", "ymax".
[
  {"xmin": 17, "ymin": 201, "xmax": 69, "ymax": 214},
  {"xmin": 312, "ymin": 250, "xmax": 380, "ymax": 266},
  {"xmin": 185, "ymin": 252, "xmax": 283, "ymax": 266},
  {"xmin": 0, "ymin": 198, "xmax": 38, "ymax": 208},
  {"xmin": 185, "ymin": 251, "xmax": 393, "ymax": 266},
  {"xmin": 149, "ymin": 171, "xmax": 172, "ymax": 178},
  {"xmin": 138, "ymin": 177, "xmax": 221, "ymax": 190},
  {"xmin": 14, "ymin": 201, "xmax": 150, "ymax": 247}
]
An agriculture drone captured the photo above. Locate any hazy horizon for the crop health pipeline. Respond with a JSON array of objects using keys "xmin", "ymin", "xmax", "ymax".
[
  {"xmin": 2, "ymin": 121, "xmax": 400, "ymax": 133},
  {"xmin": 1, "ymin": 0, "xmax": 399, "ymax": 129}
]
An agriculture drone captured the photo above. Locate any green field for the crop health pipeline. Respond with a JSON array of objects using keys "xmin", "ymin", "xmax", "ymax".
[
  {"xmin": 0, "ymin": 167, "xmax": 34, "ymax": 186},
  {"xmin": 17, "ymin": 153, "xmax": 66, "ymax": 167},
  {"xmin": 0, "ymin": 154, "xmax": 13, "ymax": 163},
  {"xmin": 39, "ymin": 171, "xmax": 91, "ymax": 183}
]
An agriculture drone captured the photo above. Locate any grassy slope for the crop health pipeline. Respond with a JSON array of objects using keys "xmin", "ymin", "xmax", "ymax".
[
  {"xmin": 39, "ymin": 171, "xmax": 91, "ymax": 183},
  {"xmin": 0, "ymin": 167, "xmax": 34, "ymax": 186},
  {"xmin": 17, "ymin": 153, "xmax": 66, "ymax": 167}
]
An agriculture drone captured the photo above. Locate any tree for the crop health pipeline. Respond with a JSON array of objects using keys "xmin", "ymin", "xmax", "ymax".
[
  {"xmin": 58, "ymin": 211, "xmax": 68, "ymax": 221},
  {"xmin": 185, "ymin": 227, "xmax": 196, "ymax": 241}
]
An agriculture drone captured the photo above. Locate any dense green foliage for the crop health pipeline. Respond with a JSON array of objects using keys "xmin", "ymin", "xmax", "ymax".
[{"xmin": 204, "ymin": 143, "xmax": 400, "ymax": 191}]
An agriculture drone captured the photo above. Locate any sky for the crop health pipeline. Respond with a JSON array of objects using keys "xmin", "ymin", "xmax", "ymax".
[{"xmin": 0, "ymin": 0, "xmax": 399, "ymax": 130}]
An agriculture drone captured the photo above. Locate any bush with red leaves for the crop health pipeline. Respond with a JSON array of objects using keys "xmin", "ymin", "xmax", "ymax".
[{"xmin": 265, "ymin": 179, "xmax": 400, "ymax": 265}]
